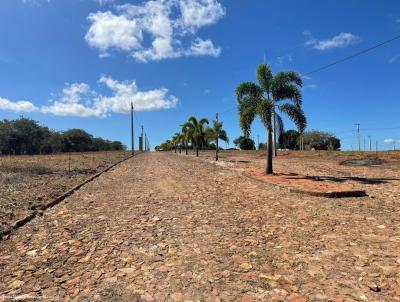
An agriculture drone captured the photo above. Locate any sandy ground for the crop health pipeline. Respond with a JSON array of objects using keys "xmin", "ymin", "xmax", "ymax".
[{"xmin": 0, "ymin": 152, "xmax": 399, "ymax": 301}]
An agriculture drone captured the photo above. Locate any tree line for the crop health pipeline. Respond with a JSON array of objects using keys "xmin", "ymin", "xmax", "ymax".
[
  {"xmin": 0, "ymin": 117, "xmax": 125, "ymax": 155},
  {"xmin": 234, "ymin": 130, "xmax": 340, "ymax": 151},
  {"xmin": 155, "ymin": 116, "xmax": 229, "ymax": 160}
]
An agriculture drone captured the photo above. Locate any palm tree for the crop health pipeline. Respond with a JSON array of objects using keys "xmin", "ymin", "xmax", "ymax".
[
  {"xmin": 181, "ymin": 123, "xmax": 192, "ymax": 155},
  {"xmin": 182, "ymin": 116, "xmax": 209, "ymax": 157},
  {"xmin": 236, "ymin": 63, "xmax": 306, "ymax": 174},
  {"xmin": 205, "ymin": 119, "xmax": 229, "ymax": 161},
  {"xmin": 171, "ymin": 133, "xmax": 180, "ymax": 153},
  {"xmin": 177, "ymin": 133, "xmax": 184, "ymax": 153}
]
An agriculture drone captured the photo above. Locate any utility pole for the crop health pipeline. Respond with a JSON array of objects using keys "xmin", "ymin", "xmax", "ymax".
[
  {"xmin": 363, "ymin": 137, "xmax": 366, "ymax": 152},
  {"xmin": 368, "ymin": 136, "xmax": 372, "ymax": 152},
  {"xmin": 141, "ymin": 125, "xmax": 144, "ymax": 152},
  {"xmin": 215, "ymin": 113, "xmax": 219, "ymax": 161},
  {"xmin": 131, "ymin": 103, "xmax": 134, "ymax": 156},
  {"xmin": 355, "ymin": 123, "xmax": 361, "ymax": 152},
  {"xmin": 257, "ymin": 134, "xmax": 260, "ymax": 150}
]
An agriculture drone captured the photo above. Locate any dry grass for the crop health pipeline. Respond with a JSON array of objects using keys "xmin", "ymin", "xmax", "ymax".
[{"xmin": 0, "ymin": 151, "xmax": 130, "ymax": 233}]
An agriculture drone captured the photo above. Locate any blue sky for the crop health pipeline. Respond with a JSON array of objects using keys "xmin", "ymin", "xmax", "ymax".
[{"xmin": 0, "ymin": 0, "xmax": 400, "ymax": 150}]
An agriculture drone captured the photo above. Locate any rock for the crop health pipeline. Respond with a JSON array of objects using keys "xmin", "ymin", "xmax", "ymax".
[
  {"xmin": 118, "ymin": 267, "xmax": 136, "ymax": 276},
  {"xmin": 240, "ymin": 263, "xmax": 253, "ymax": 271},
  {"xmin": 368, "ymin": 283, "xmax": 381, "ymax": 292},
  {"xmin": 170, "ymin": 292, "xmax": 183, "ymax": 301},
  {"xmin": 240, "ymin": 296, "xmax": 255, "ymax": 302},
  {"xmin": 288, "ymin": 295, "xmax": 306, "ymax": 302},
  {"xmin": 9, "ymin": 280, "xmax": 25, "ymax": 289},
  {"xmin": 26, "ymin": 250, "xmax": 37, "ymax": 257}
]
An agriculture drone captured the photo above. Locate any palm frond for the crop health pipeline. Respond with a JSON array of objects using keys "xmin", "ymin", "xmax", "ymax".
[
  {"xmin": 275, "ymin": 113, "xmax": 285, "ymax": 139},
  {"xmin": 271, "ymin": 72, "xmax": 303, "ymax": 106},
  {"xmin": 236, "ymin": 82, "xmax": 263, "ymax": 106},
  {"xmin": 239, "ymin": 104, "xmax": 257, "ymax": 136},
  {"xmin": 188, "ymin": 116, "xmax": 198, "ymax": 127},
  {"xmin": 256, "ymin": 99, "xmax": 274, "ymax": 131},
  {"xmin": 218, "ymin": 129, "xmax": 229, "ymax": 143},
  {"xmin": 257, "ymin": 64, "xmax": 273, "ymax": 95},
  {"xmin": 278, "ymin": 103, "xmax": 307, "ymax": 133}
]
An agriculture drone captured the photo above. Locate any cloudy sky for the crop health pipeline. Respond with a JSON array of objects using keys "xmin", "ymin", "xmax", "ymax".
[{"xmin": 0, "ymin": 0, "xmax": 400, "ymax": 149}]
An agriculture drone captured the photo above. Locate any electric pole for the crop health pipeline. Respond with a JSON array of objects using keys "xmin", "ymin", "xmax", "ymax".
[
  {"xmin": 141, "ymin": 125, "xmax": 144, "ymax": 151},
  {"xmin": 215, "ymin": 113, "xmax": 219, "ymax": 161},
  {"xmin": 368, "ymin": 136, "xmax": 372, "ymax": 152},
  {"xmin": 355, "ymin": 123, "xmax": 361, "ymax": 152},
  {"xmin": 257, "ymin": 134, "xmax": 260, "ymax": 150},
  {"xmin": 131, "ymin": 103, "xmax": 134, "ymax": 156}
]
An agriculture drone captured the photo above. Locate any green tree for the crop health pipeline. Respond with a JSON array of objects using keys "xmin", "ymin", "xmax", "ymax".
[
  {"xmin": 182, "ymin": 116, "xmax": 209, "ymax": 157},
  {"xmin": 233, "ymin": 136, "xmax": 255, "ymax": 150},
  {"xmin": 236, "ymin": 63, "xmax": 306, "ymax": 174},
  {"xmin": 205, "ymin": 119, "xmax": 229, "ymax": 161},
  {"xmin": 61, "ymin": 129, "xmax": 93, "ymax": 152},
  {"xmin": 110, "ymin": 141, "xmax": 125, "ymax": 151},
  {"xmin": 302, "ymin": 131, "xmax": 340, "ymax": 150},
  {"xmin": 279, "ymin": 130, "xmax": 300, "ymax": 150}
]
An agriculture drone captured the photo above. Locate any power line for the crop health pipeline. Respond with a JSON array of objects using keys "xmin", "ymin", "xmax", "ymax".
[
  {"xmin": 219, "ymin": 33, "xmax": 400, "ymax": 117},
  {"xmin": 304, "ymin": 33, "xmax": 400, "ymax": 76}
]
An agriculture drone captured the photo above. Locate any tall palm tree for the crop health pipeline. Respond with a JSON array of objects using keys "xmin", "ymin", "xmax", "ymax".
[
  {"xmin": 182, "ymin": 116, "xmax": 209, "ymax": 157},
  {"xmin": 205, "ymin": 119, "xmax": 229, "ymax": 161},
  {"xmin": 236, "ymin": 63, "xmax": 306, "ymax": 174}
]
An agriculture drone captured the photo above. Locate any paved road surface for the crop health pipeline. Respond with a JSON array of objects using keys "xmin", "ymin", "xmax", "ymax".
[{"xmin": 1, "ymin": 153, "xmax": 399, "ymax": 301}]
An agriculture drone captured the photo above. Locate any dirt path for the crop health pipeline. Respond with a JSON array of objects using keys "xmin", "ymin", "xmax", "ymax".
[{"xmin": 1, "ymin": 153, "xmax": 399, "ymax": 301}]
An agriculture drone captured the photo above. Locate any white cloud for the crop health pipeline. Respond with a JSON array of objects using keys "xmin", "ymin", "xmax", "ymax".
[
  {"xmin": 178, "ymin": 0, "xmax": 225, "ymax": 32},
  {"xmin": 42, "ymin": 76, "xmax": 178, "ymax": 117},
  {"xmin": 96, "ymin": 75, "xmax": 178, "ymax": 113},
  {"xmin": 1, "ymin": 76, "xmax": 178, "ymax": 117},
  {"xmin": 384, "ymin": 138, "xmax": 400, "ymax": 144},
  {"xmin": 277, "ymin": 54, "xmax": 293, "ymax": 65},
  {"xmin": 305, "ymin": 32, "xmax": 361, "ymax": 50},
  {"xmin": 94, "ymin": 0, "xmax": 116, "ymax": 5},
  {"xmin": 389, "ymin": 54, "xmax": 400, "ymax": 64},
  {"xmin": 0, "ymin": 97, "xmax": 38, "ymax": 112},
  {"xmin": 300, "ymin": 74, "xmax": 312, "ymax": 81},
  {"xmin": 85, "ymin": 0, "xmax": 225, "ymax": 62},
  {"xmin": 186, "ymin": 38, "xmax": 221, "ymax": 56},
  {"xmin": 85, "ymin": 11, "xmax": 142, "ymax": 56}
]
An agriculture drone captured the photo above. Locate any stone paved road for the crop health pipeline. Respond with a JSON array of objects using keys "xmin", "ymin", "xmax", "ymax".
[{"xmin": 1, "ymin": 153, "xmax": 399, "ymax": 301}]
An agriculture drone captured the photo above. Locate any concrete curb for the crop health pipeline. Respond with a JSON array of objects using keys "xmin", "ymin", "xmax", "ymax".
[{"xmin": 0, "ymin": 153, "xmax": 141, "ymax": 240}]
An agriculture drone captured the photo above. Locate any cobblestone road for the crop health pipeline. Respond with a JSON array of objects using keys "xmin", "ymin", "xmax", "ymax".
[{"xmin": 1, "ymin": 153, "xmax": 399, "ymax": 301}]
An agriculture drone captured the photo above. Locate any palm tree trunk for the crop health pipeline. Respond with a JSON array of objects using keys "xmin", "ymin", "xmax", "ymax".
[
  {"xmin": 196, "ymin": 147, "xmax": 199, "ymax": 157},
  {"xmin": 267, "ymin": 130, "xmax": 273, "ymax": 174},
  {"xmin": 174, "ymin": 146, "xmax": 177, "ymax": 153},
  {"xmin": 179, "ymin": 145, "xmax": 182, "ymax": 154},
  {"xmin": 185, "ymin": 144, "xmax": 188, "ymax": 155},
  {"xmin": 273, "ymin": 107, "xmax": 277, "ymax": 157},
  {"xmin": 216, "ymin": 137, "xmax": 219, "ymax": 161}
]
